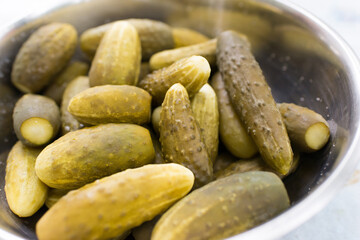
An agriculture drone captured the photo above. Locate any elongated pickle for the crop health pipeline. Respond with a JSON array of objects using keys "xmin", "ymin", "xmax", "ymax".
[
  {"xmin": 13, "ymin": 94, "xmax": 60, "ymax": 147},
  {"xmin": 35, "ymin": 123, "xmax": 155, "ymax": 189},
  {"xmin": 61, "ymin": 76, "xmax": 90, "ymax": 134},
  {"xmin": 278, "ymin": 103, "xmax": 330, "ymax": 152},
  {"xmin": 45, "ymin": 188, "xmax": 70, "ymax": 208},
  {"xmin": 160, "ymin": 83, "xmax": 213, "ymax": 188},
  {"xmin": 210, "ymin": 72, "xmax": 258, "ymax": 158},
  {"xmin": 217, "ymin": 31, "xmax": 293, "ymax": 175},
  {"xmin": 191, "ymin": 83, "xmax": 219, "ymax": 162},
  {"xmin": 44, "ymin": 61, "xmax": 89, "ymax": 104},
  {"xmin": 172, "ymin": 27, "xmax": 209, "ymax": 48},
  {"xmin": 139, "ymin": 56, "xmax": 210, "ymax": 105},
  {"xmin": 149, "ymin": 39, "xmax": 217, "ymax": 70},
  {"xmin": 89, "ymin": 21, "xmax": 141, "ymax": 87},
  {"xmin": 152, "ymin": 171, "xmax": 290, "ymax": 240},
  {"xmin": 68, "ymin": 85, "xmax": 152, "ymax": 125},
  {"xmin": 12, "ymin": 23, "xmax": 77, "ymax": 93},
  {"xmin": 80, "ymin": 19, "xmax": 174, "ymax": 60},
  {"xmin": 5, "ymin": 141, "xmax": 48, "ymax": 217},
  {"xmin": 152, "ymin": 106, "xmax": 162, "ymax": 136},
  {"xmin": 36, "ymin": 164, "xmax": 194, "ymax": 240}
]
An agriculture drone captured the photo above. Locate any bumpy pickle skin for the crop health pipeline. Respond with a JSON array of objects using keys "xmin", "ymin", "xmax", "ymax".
[
  {"xmin": 278, "ymin": 103, "xmax": 330, "ymax": 153},
  {"xmin": 216, "ymin": 31, "xmax": 293, "ymax": 175},
  {"xmin": 210, "ymin": 72, "xmax": 258, "ymax": 158},
  {"xmin": 35, "ymin": 123, "xmax": 155, "ymax": 189},
  {"xmin": 44, "ymin": 61, "xmax": 89, "ymax": 104},
  {"xmin": 61, "ymin": 76, "xmax": 90, "ymax": 134},
  {"xmin": 68, "ymin": 85, "xmax": 152, "ymax": 125},
  {"xmin": 80, "ymin": 19, "xmax": 174, "ymax": 60},
  {"xmin": 36, "ymin": 164, "xmax": 194, "ymax": 240},
  {"xmin": 152, "ymin": 171, "xmax": 290, "ymax": 240},
  {"xmin": 89, "ymin": 21, "xmax": 141, "ymax": 87},
  {"xmin": 5, "ymin": 142, "xmax": 48, "ymax": 217},
  {"xmin": 12, "ymin": 23, "xmax": 77, "ymax": 93},
  {"xmin": 139, "ymin": 55, "xmax": 210, "ymax": 105},
  {"xmin": 159, "ymin": 83, "xmax": 213, "ymax": 188},
  {"xmin": 13, "ymin": 94, "xmax": 60, "ymax": 147},
  {"xmin": 149, "ymin": 39, "xmax": 217, "ymax": 70}
]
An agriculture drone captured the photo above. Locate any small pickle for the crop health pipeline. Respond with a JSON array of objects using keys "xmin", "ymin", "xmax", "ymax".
[
  {"xmin": 5, "ymin": 141, "xmax": 48, "ymax": 217},
  {"xmin": 210, "ymin": 72, "xmax": 258, "ymax": 158},
  {"xmin": 191, "ymin": 83, "xmax": 219, "ymax": 162},
  {"xmin": 35, "ymin": 123, "xmax": 155, "ymax": 189},
  {"xmin": 12, "ymin": 23, "xmax": 77, "ymax": 93},
  {"xmin": 89, "ymin": 21, "xmax": 141, "ymax": 87},
  {"xmin": 278, "ymin": 103, "xmax": 330, "ymax": 152},
  {"xmin": 80, "ymin": 19, "xmax": 174, "ymax": 60},
  {"xmin": 68, "ymin": 85, "xmax": 152, "ymax": 125},
  {"xmin": 160, "ymin": 83, "xmax": 213, "ymax": 188},
  {"xmin": 217, "ymin": 31, "xmax": 293, "ymax": 175},
  {"xmin": 172, "ymin": 27, "xmax": 210, "ymax": 48},
  {"xmin": 152, "ymin": 171, "xmax": 290, "ymax": 240},
  {"xmin": 13, "ymin": 94, "xmax": 60, "ymax": 147},
  {"xmin": 44, "ymin": 61, "xmax": 89, "ymax": 104},
  {"xmin": 36, "ymin": 164, "xmax": 194, "ymax": 240},
  {"xmin": 139, "ymin": 56, "xmax": 210, "ymax": 105},
  {"xmin": 149, "ymin": 39, "xmax": 217, "ymax": 70},
  {"xmin": 61, "ymin": 76, "xmax": 90, "ymax": 134}
]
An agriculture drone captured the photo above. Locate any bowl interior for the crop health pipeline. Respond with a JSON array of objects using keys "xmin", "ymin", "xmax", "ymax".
[{"xmin": 0, "ymin": 0, "xmax": 358, "ymax": 239}]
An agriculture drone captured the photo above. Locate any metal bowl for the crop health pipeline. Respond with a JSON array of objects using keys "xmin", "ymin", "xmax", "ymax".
[{"xmin": 0, "ymin": 0, "xmax": 360, "ymax": 239}]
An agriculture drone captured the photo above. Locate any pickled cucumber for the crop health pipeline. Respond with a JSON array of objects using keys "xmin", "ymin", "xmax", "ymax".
[
  {"xmin": 152, "ymin": 171, "xmax": 290, "ymax": 240},
  {"xmin": 217, "ymin": 31, "xmax": 293, "ymax": 175},
  {"xmin": 160, "ymin": 83, "xmax": 213, "ymax": 188},
  {"xmin": 13, "ymin": 94, "xmax": 60, "ymax": 147},
  {"xmin": 68, "ymin": 85, "xmax": 152, "ymax": 125},
  {"xmin": 12, "ymin": 23, "xmax": 77, "ymax": 93},
  {"xmin": 139, "ymin": 56, "xmax": 210, "ymax": 105},
  {"xmin": 5, "ymin": 141, "xmax": 48, "ymax": 217},
  {"xmin": 35, "ymin": 123, "xmax": 155, "ymax": 189},
  {"xmin": 36, "ymin": 164, "xmax": 194, "ymax": 240}
]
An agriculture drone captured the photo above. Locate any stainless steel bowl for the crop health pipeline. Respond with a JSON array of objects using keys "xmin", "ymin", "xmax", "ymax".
[{"xmin": 1, "ymin": 0, "xmax": 360, "ymax": 239}]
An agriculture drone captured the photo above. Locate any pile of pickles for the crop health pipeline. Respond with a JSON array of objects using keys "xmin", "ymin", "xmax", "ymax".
[{"xmin": 4, "ymin": 19, "xmax": 331, "ymax": 240}]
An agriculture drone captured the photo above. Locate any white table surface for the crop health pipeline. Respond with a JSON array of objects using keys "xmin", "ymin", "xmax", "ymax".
[{"xmin": 0, "ymin": 0, "xmax": 360, "ymax": 240}]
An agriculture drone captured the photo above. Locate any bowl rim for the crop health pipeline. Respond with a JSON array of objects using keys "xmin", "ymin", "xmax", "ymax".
[{"xmin": 1, "ymin": 0, "xmax": 360, "ymax": 239}]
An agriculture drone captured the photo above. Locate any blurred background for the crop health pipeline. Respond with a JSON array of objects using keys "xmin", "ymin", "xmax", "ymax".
[{"xmin": 0, "ymin": 0, "xmax": 359, "ymax": 239}]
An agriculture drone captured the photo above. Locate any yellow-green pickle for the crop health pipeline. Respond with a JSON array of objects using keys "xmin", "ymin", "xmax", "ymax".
[
  {"xmin": 5, "ymin": 142, "xmax": 48, "ymax": 217},
  {"xmin": 159, "ymin": 83, "xmax": 213, "ymax": 188},
  {"xmin": 13, "ymin": 94, "xmax": 61, "ymax": 147},
  {"xmin": 89, "ymin": 21, "xmax": 141, "ymax": 86},
  {"xmin": 11, "ymin": 23, "xmax": 77, "ymax": 93},
  {"xmin": 68, "ymin": 85, "xmax": 152, "ymax": 125},
  {"xmin": 216, "ymin": 31, "xmax": 293, "ymax": 175},
  {"xmin": 172, "ymin": 27, "xmax": 210, "ymax": 48},
  {"xmin": 35, "ymin": 123, "xmax": 155, "ymax": 189},
  {"xmin": 139, "ymin": 55, "xmax": 210, "ymax": 105},
  {"xmin": 36, "ymin": 164, "xmax": 194, "ymax": 240},
  {"xmin": 152, "ymin": 171, "xmax": 290, "ymax": 240},
  {"xmin": 210, "ymin": 72, "xmax": 258, "ymax": 158}
]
